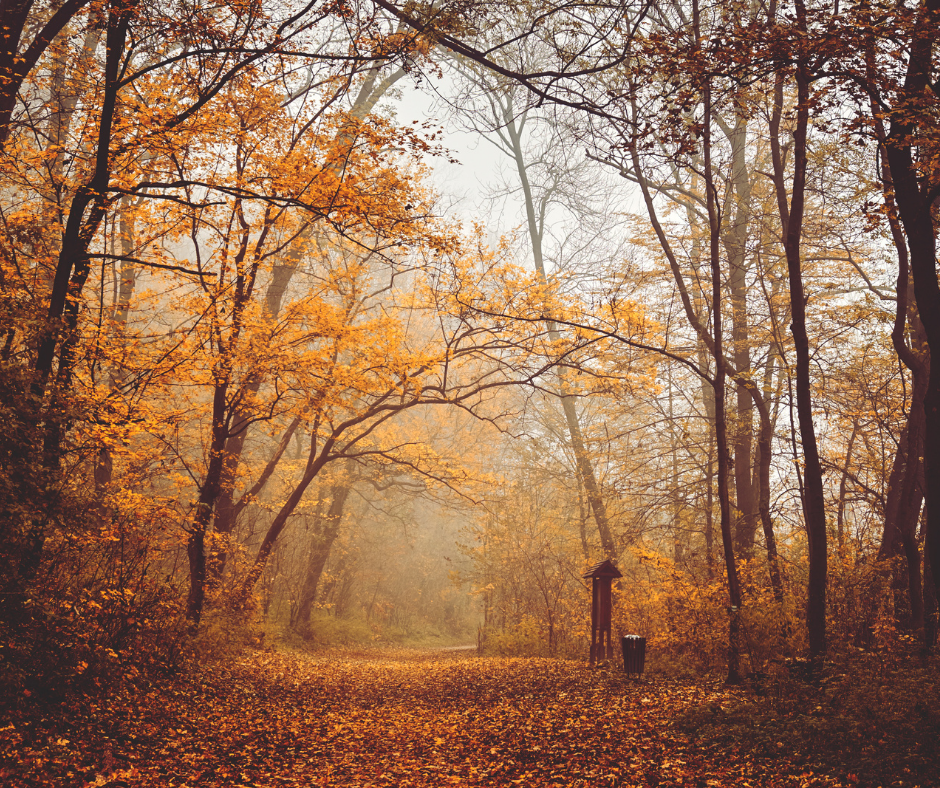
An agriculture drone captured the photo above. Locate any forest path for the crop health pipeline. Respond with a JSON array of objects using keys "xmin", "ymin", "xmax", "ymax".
[{"xmin": 5, "ymin": 650, "xmax": 857, "ymax": 787}]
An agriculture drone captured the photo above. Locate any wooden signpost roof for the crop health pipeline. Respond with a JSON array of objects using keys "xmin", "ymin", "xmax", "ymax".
[{"xmin": 582, "ymin": 559, "xmax": 623, "ymax": 579}]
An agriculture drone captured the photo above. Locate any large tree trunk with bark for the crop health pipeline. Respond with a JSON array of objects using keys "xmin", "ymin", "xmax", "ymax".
[
  {"xmin": 882, "ymin": 0, "xmax": 940, "ymax": 647},
  {"xmin": 694, "ymin": 12, "xmax": 744, "ymax": 681}
]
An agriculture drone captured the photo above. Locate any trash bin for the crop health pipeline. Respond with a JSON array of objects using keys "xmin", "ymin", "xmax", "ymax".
[{"xmin": 622, "ymin": 635, "xmax": 646, "ymax": 675}]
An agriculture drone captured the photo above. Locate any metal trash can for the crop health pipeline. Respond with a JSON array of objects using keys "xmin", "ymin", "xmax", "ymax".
[{"xmin": 622, "ymin": 635, "xmax": 646, "ymax": 675}]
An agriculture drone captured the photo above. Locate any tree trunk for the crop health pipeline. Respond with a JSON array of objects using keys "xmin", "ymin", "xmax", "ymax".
[
  {"xmin": 871, "ymin": 32, "xmax": 931, "ymax": 636},
  {"xmin": 836, "ymin": 421, "xmax": 858, "ymax": 558},
  {"xmin": 721, "ymin": 106, "xmax": 757, "ymax": 557},
  {"xmin": 770, "ymin": 17, "xmax": 828, "ymax": 657},
  {"xmin": 704, "ymin": 422, "xmax": 716, "ymax": 580},
  {"xmin": 95, "ymin": 194, "xmax": 142, "ymax": 499},
  {"xmin": 16, "ymin": 2, "xmax": 135, "ymax": 587},
  {"xmin": 292, "ymin": 482, "xmax": 353, "ymax": 635},
  {"xmin": 668, "ymin": 372, "xmax": 685, "ymax": 564},
  {"xmin": 882, "ymin": 0, "xmax": 940, "ymax": 642},
  {"xmin": 695, "ymin": 21, "xmax": 744, "ymax": 681},
  {"xmin": 236, "ymin": 430, "xmax": 343, "ymax": 604},
  {"xmin": 34, "ymin": 2, "xmax": 136, "ymax": 461},
  {"xmin": 503, "ymin": 108, "xmax": 617, "ymax": 561},
  {"xmin": 207, "ymin": 415, "xmax": 303, "ymax": 587},
  {"xmin": 186, "ymin": 381, "xmax": 232, "ymax": 624},
  {"xmin": 878, "ymin": 367, "xmax": 927, "ymax": 630},
  {"xmin": 207, "ymin": 67, "xmax": 407, "ymax": 581},
  {"xmin": 739, "ymin": 375, "xmax": 785, "ymax": 605},
  {"xmin": 576, "ymin": 468, "xmax": 590, "ymax": 560}
]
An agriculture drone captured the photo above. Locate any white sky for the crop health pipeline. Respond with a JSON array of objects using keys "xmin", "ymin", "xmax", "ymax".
[
  {"xmin": 384, "ymin": 69, "xmax": 643, "ymax": 277},
  {"xmin": 387, "ymin": 74, "xmax": 520, "ymax": 239}
]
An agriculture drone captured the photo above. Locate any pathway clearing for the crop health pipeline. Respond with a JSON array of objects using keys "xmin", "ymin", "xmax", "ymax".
[{"xmin": 0, "ymin": 650, "xmax": 868, "ymax": 786}]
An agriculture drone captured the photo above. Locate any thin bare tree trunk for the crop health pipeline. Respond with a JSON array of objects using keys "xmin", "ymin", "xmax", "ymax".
[
  {"xmin": 720, "ymin": 106, "xmax": 757, "ymax": 557},
  {"xmin": 503, "ymin": 108, "xmax": 617, "ymax": 561},
  {"xmin": 700, "ymin": 57, "xmax": 743, "ymax": 685},
  {"xmin": 769, "ymin": 11, "xmax": 828, "ymax": 657}
]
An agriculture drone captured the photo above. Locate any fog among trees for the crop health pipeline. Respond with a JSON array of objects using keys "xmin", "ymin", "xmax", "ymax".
[{"xmin": 2, "ymin": 1, "xmax": 940, "ymax": 784}]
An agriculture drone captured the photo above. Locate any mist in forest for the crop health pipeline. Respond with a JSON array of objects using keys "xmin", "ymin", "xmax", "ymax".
[
  {"xmin": 1, "ymin": 0, "xmax": 937, "ymax": 699},
  {"xmin": 7, "ymin": 2, "xmax": 940, "ymax": 785}
]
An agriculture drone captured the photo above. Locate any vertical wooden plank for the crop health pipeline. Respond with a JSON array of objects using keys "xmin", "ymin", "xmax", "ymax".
[{"xmin": 590, "ymin": 579, "xmax": 599, "ymax": 664}]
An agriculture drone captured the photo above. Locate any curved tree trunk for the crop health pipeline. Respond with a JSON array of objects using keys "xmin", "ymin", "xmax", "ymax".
[{"xmin": 872, "ymin": 61, "xmax": 930, "ymax": 635}]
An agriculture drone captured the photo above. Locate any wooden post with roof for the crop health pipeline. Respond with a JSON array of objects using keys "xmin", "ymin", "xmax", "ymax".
[{"xmin": 583, "ymin": 559, "xmax": 622, "ymax": 665}]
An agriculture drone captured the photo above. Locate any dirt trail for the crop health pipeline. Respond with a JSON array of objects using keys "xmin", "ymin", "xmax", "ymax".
[{"xmin": 1, "ymin": 650, "xmax": 855, "ymax": 787}]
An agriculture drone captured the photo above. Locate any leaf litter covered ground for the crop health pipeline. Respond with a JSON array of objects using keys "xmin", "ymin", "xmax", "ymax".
[{"xmin": 1, "ymin": 648, "xmax": 935, "ymax": 787}]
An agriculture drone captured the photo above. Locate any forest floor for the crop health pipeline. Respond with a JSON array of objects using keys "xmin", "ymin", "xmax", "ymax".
[{"xmin": 1, "ymin": 647, "xmax": 937, "ymax": 787}]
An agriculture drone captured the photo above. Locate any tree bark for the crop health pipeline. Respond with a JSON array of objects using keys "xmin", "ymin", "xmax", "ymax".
[
  {"xmin": 836, "ymin": 421, "xmax": 858, "ymax": 558},
  {"xmin": 720, "ymin": 106, "xmax": 758, "ymax": 557},
  {"xmin": 693, "ymin": 0, "xmax": 743, "ymax": 682},
  {"xmin": 870, "ymin": 31, "xmax": 930, "ymax": 635},
  {"xmin": 882, "ymin": 0, "xmax": 940, "ymax": 642},
  {"xmin": 878, "ymin": 362, "xmax": 927, "ymax": 629},
  {"xmin": 503, "ymin": 107, "xmax": 617, "ymax": 561},
  {"xmin": 34, "ymin": 1, "xmax": 136, "ymax": 441},
  {"xmin": 770, "ymin": 12, "xmax": 828, "ymax": 657},
  {"xmin": 738, "ymin": 374, "xmax": 785, "ymax": 605},
  {"xmin": 15, "ymin": 1, "xmax": 135, "ymax": 588},
  {"xmin": 292, "ymin": 482, "xmax": 353, "ymax": 635}
]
